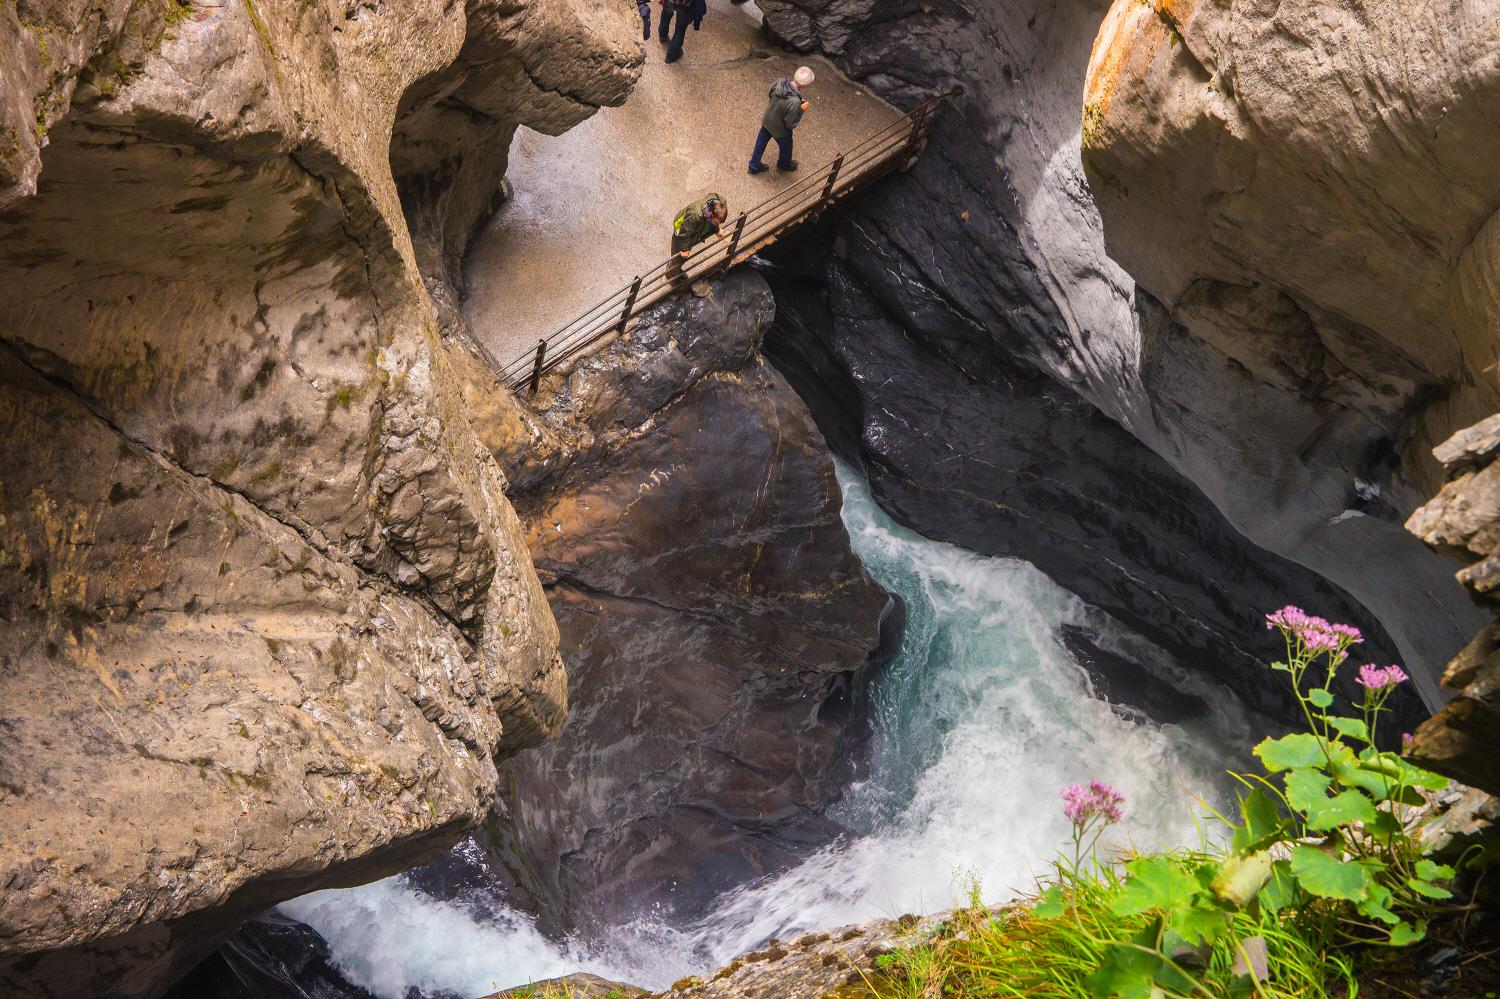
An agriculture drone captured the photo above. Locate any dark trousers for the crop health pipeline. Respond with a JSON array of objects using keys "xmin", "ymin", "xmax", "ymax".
[
  {"xmin": 639, "ymin": 8, "xmax": 650, "ymax": 39},
  {"xmin": 664, "ymin": 6, "xmax": 690, "ymax": 61},
  {"xmin": 749, "ymin": 128, "xmax": 793, "ymax": 170},
  {"xmin": 668, "ymin": 233, "xmax": 695, "ymax": 285},
  {"xmin": 657, "ymin": 5, "xmax": 675, "ymax": 40}
]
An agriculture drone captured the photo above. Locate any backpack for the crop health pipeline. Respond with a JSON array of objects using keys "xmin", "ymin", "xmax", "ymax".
[{"xmin": 666, "ymin": 0, "xmax": 694, "ymax": 10}]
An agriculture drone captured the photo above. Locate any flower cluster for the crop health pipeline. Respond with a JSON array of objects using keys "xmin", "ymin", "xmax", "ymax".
[
  {"xmin": 1357, "ymin": 663, "xmax": 1409, "ymax": 691},
  {"xmin": 1061, "ymin": 780, "xmax": 1125, "ymax": 826},
  {"xmin": 1265, "ymin": 605, "xmax": 1362, "ymax": 655}
]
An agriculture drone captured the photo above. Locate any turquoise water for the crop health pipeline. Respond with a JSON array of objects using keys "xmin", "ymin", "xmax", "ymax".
[{"xmin": 285, "ymin": 461, "xmax": 1251, "ymax": 995}]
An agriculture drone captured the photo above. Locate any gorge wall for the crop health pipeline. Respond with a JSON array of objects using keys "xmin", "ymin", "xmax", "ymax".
[
  {"xmin": 753, "ymin": 0, "xmax": 1491, "ymax": 707},
  {"xmin": 0, "ymin": 1, "xmax": 636, "ymax": 996}
]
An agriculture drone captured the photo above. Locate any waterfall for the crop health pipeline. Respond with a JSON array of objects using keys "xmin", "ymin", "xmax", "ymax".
[{"xmin": 284, "ymin": 461, "xmax": 1255, "ymax": 996}]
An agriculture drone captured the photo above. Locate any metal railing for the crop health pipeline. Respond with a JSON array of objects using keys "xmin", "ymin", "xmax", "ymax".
[{"xmin": 501, "ymin": 90, "xmax": 953, "ymax": 394}]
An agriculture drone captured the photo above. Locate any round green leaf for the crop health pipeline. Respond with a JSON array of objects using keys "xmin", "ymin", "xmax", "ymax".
[
  {"xmin": 1303, "ymin": 789, "xmax": 1377, "ymax": 831},
  {"xmin": 1254, "ymin": 733, "xmax": 1324, "ymax": 772},
  {"xmin": 1289, "ymin": 845, "xmax": 1369, "ymax": 901},
  {"xmin": 1112, "ymin": 857, "xmax": 1199, "ymax": 916},
  {"xmin": 1308, "ymin": 688, "xmax": 1334, "ymax": 708}
]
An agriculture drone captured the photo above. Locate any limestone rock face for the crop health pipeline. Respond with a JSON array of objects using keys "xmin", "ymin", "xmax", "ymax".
[
  {"xmin": 1408, "ymin": 416, "xmax": 1500, "ymax": 795},
  {"xmin": 451, "ymin": 272, "xmax": 893, "ymax": 933},
  {"xmin": 0, "ymin": 1, "xmax": 635, "ymax": 996},
  {"xmin": 753, "ymin": 0, "xmax": 1488, "ymax": 702},
  {"xmin": 1083, "ymin": 0, "xmax": 1500, "ymax": 484}
]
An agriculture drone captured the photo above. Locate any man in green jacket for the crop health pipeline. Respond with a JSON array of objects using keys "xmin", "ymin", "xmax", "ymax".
[
  {"xmin": 668, "ymin": 192, "xmax": 729, "ymax": 284},
  {"xmin": 748, "ymin": 66, "xmax": 815, "ymax": 174}
]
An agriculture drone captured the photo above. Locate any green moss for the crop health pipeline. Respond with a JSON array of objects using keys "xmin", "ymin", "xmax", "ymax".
[
  {"xmin": 249, "ymin": 460, "xmax": 283, "ymax": 485},
  {"xmin": 241, "ymin": 0, "xmax": 275, "ymax": 57},
  {"xmin": 325, "ymin": 381, "xmax": 365, "ymax": 414},
  {"xmin": 209, "ymin": 455, "xmax": 239, "ymax": 481},
  {"xmin": 163, "ymin": 0, "xmax": 194, "ymax": 26}
]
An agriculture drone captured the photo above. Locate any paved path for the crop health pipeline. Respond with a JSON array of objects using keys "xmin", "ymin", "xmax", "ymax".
[{"xmin": 462, "ymin": 0, "xmax": 900, "ymax": 370}]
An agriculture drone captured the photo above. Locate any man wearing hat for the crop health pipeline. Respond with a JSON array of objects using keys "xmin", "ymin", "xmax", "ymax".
[{"xmin": 748, "ymin": 66, "xmax": 815, "ymax": 174}]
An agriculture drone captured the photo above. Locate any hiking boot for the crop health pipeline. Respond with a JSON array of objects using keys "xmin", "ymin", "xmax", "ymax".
[
  {"xmin": 747, "ymin": 162, "xmax": 768, "ymax": 175},
  {"xmin": 777, "ymin": 160, "xmax": 799, "ymax": 172}
]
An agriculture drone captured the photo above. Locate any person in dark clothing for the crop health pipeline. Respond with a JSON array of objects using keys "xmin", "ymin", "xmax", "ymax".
[
  {"xmin": 662, "ymin": 0, "xmax": 706, "ymax": 63},
  {"xmin": 748, "ymin": 66, "xmax": 815, "ymax": 174},
  {"xmin": 667, "ymin": 192, "xmax": 728, "ymax": 285},
  {"xmin": 637, "ymin": 0, "xmax": 650, "ymax": 40}
]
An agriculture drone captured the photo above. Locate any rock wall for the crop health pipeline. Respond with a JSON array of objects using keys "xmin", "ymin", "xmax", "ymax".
[
  {"xmin": 1408, "ymin": 415, "xmax": 1500, "ymax": 795},
  {"xmin": 753, "ymin": 0, "xmax": 1489, "ymax": 705},
  {"xmin": 436, "ymin": 271, "xmax": 893, "ymax": 933},
  {"xmin": 0, "ymin": 1, "xmax": 636, "ymax": 995}
]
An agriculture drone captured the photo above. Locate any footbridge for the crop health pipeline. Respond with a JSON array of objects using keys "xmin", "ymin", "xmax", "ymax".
[{"xmin": 500, "ymin": 91, "xmax": 950, "ymax": 394}]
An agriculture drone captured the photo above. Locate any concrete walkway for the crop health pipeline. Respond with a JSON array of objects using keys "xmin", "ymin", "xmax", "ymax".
[{"xmin": 462, "ymin": 0, "xmax": 900, "ymax": 370}]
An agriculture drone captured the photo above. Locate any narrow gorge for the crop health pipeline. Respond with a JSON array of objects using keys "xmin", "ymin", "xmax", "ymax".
[{"xmin": 2, "ymin": 1, "xmax": 1498, "ymax": 998}]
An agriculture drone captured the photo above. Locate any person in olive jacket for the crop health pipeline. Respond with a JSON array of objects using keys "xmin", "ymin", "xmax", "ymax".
[
  {"xmin": 667, "ymin": 192, "xmax": 729, "ymax": 284},
  {"xmin": 748, "ymin": 66, "xmax": 815, "ymax": 174}
]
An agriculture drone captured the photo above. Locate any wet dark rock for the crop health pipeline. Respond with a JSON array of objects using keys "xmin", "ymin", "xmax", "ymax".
[
  {"xmin": 163, "ymin": 915, "xmax": 373, "ymax": 999},
  {"xmin": 1057, "ymin": 625, "xmax": 1209, "ymax": 725},
  {"xmin": 761, "ymin": 232, "xmax": 1420, "ymax": 730},
  {"xmin": 454, "ymin": 273, "xmax": 894, "ymax": 935}
]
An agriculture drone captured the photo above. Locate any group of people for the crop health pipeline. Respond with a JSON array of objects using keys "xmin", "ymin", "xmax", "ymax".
[
  {"xmin": 668, "ymin": 64, "xmax": 817, "ymax": 283},
  {"xmin": 636, "ymin": 0, "xmax": 746, "ymax": 63}
]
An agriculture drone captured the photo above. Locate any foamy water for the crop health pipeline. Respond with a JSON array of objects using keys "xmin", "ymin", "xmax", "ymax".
[{"xmin": 285, "ymin": 462, "xmax": 1253, "ymax": 996}]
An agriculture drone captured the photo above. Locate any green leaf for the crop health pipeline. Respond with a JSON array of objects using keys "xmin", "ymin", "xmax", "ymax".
[
  {"xmin": 1308, "ymin": 688, "xmax": 1334, "ymax": 708},
  {"xmin": 1232, "ymin": 789, "xmax": 1284, "ymax": 854},
  {"xmin": 1254, "ymin": 733, "xmax": 1324, "ymax": 772},
  {"xmin": 1112, "ymin": 857, "xmax": 1199, "ymax": 916},
  {"xmin": 1034, "ymin": 885, "xmax": 1065, "ymax": 920},
  {"xmin": 1284, "ymin": 768, "xmax": 1333, "ymax": 814},
  {"xmin": 1416, "ymin": 859, "xmax": 1455, "ymax": 881},
  {"xmin": 1389, "ymin": 920, "xmax": 1427, "ymax": 946},
  {"xmin": 1168, "ymin": 904, "xmax": 1228, "ymax": 947},
  {"xmin": 1408, "ymin": 879, "xmax": 1453, "ymax": 900},
  {"xmin": 1086, "ymin": 921, "xmax": 1164, "ymax": 999},
  {"xmin": 1330, "ymin": 757, "xmax": 1402, "ymax": 801},
  {"xmin": 1327, "ymin": 716, "xmax": 1370, "ymax": 742},
  {"xmin": 1398, "ymin": 759, "xmax": 1450, "ymax": 792},
  {"xmin": 1289, "ymin": 845, "xmax": 1369, "ymax": 901},
  {"xmin": 1211, "ymin": 851, "xmax": 1274, "ymax": 908},
  {"xmin": 1303, "ymin": 789, "xmax": 1378, "ymax": 831},
  {"xmin": 1368, "ymin": 810, "xmax": 1404, "ymax": 838},
  {"xmin": 1356, "ymin": 883, "xmax": 1399, "ymax": 925},
  {"xmin": 1258, "ymin": 861, "xmax": 1298, "ymax": 913}
]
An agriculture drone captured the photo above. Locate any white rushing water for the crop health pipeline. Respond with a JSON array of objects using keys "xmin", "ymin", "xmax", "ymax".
[{"xmin": 285, "ymin": 462, "xmax": 1256, "ymax": 996}]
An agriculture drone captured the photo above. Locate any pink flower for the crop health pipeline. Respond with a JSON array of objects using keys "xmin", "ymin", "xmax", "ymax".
[
  {"xmin": 1402, "ymin": 732, "xmax": 1415, "ymax": 751},
  {"xmin": 1061, "ymin": 780, "xmax": 1125, "ymax": 826},
  {"xmin": 1357, "ymin": 663, "xmax": 1408, "ymax": 691},
  {"xmin": 1266, "ymin": 606, "xmax": 1364, "ymax": 654}
]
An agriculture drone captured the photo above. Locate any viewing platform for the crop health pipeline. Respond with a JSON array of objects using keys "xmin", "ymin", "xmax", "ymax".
[{"xmin": 460, "ymin": 0, "xmax": 931, "ymax": 390}]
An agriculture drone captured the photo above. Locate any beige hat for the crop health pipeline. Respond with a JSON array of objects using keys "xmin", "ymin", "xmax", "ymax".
[{"xmin": 794, "ymin": 66, "xmax": 816, "ymax": 87}]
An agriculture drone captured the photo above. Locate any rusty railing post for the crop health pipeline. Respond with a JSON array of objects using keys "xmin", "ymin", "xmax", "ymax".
[
  {"xmin": 819, "ymin": 154, "xmax": 844, "ymax": 210},
  {"xmin": 726, "ymin": 212, "xmax": 747, "ymax": 263},
  {"xmin": 907, "ymin": 102, "xmax": 930, "ymax": 147},
  {"xmin": 617, "ymin": 275, "xmax": 643, "ymax": 333},
  {"xmin": 527, "ymin": 338, "xmax": 546, "ymax": 396}
]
